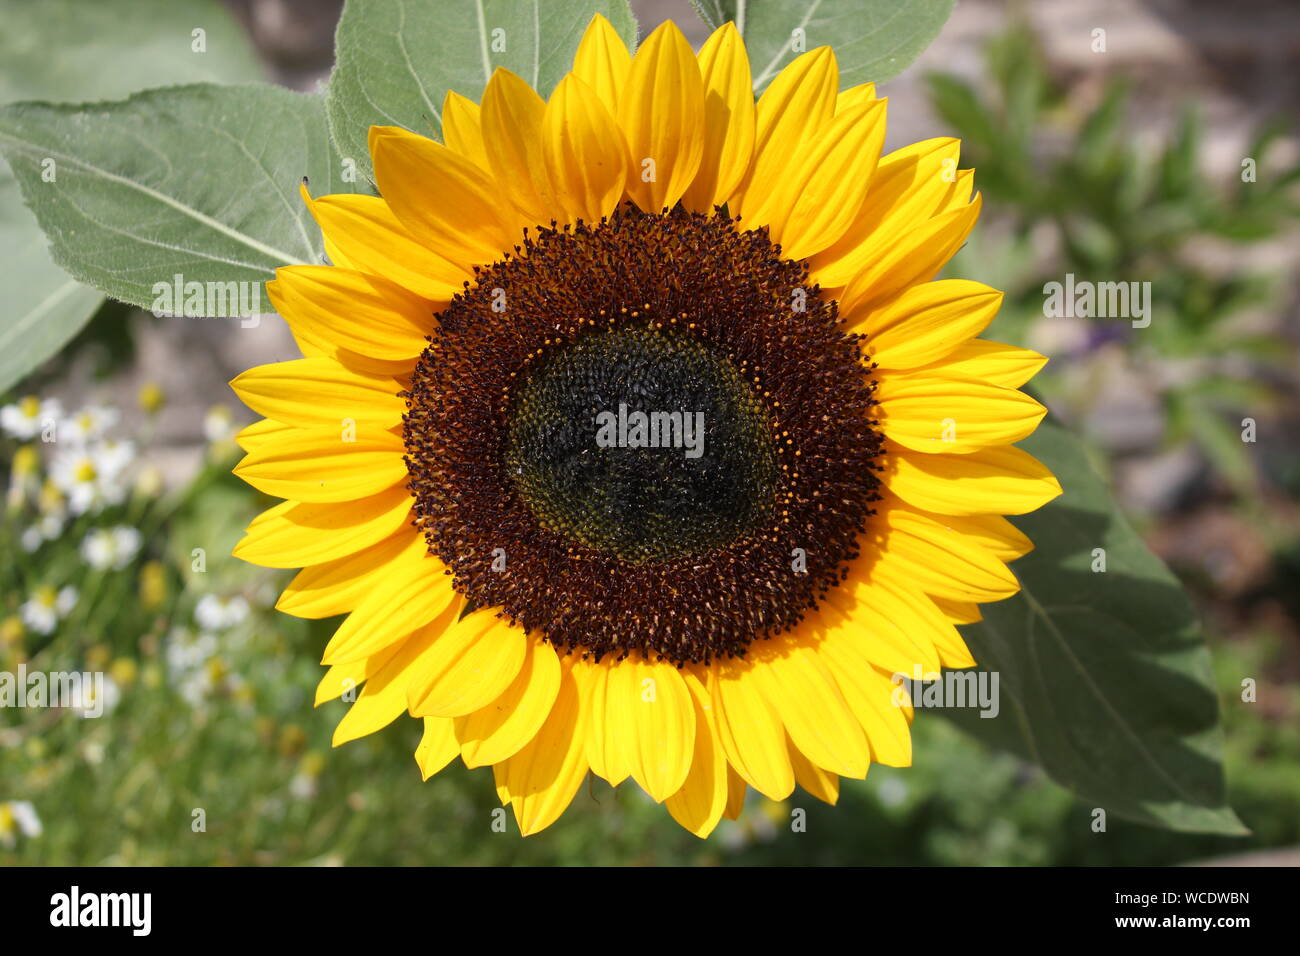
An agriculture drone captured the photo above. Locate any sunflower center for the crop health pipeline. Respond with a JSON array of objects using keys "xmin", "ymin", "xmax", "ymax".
[
  {"xmin": 403, "ymin": 204, "xmax": 882, "ymax": 664},
  {"xmin": 505, "ymin": 326, "xmax": 779, "ymax": 563}
]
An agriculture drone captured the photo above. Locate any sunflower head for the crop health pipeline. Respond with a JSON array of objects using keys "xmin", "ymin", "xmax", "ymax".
[{"xmin": 232, "ymin": 14, "xmax": 1061, "ymax": 838}]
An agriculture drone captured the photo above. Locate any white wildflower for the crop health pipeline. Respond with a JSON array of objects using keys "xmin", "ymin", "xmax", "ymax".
[
  {"xmin": 60, "ymin": 404, "xmax": 120, "ymax": 444},
  {"xmin": 81, "ymin": 525, "xmax": 143, "ymax": 570},
  {"xmin": 18, "ymin": 585, "xmax": 76, "ymax": 636},
  {"xmin": 195, "ymin": 594, "xmax": 250, "ymax": 631},
  {"xmin": 0, "ymin": 396, "xmax": 60, "ymax": 441}
]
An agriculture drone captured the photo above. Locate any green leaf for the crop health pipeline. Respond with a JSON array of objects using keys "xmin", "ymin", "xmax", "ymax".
[
  {"xmin": 0, "ymin": 0, "xmax": 262, "ymax": 392},
  {"xmin": 0, "ymin": 0, "xmax": 261, "ymax": 105},
  {"xmin": 326, "ymin": 0, "xmax": 638, "ymax": 181},
  {"xmin": 0, "ymin": 84, "xmax": 363, "ymax": 313},
  {"xmin": 696, "ymin": 0, "xmax": 955, "ymax": 93},
  {"xmin": 939, "ymin": 418, "xmax": 1246, "ymax": 836},
  {"xmin": 0, "ymin": 169, "xmax": 104, "ymax": 392}
]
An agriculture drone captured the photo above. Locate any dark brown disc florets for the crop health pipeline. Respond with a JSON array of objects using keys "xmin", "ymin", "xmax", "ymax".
[{"xmin": 403, "ymin": 204, "xmax": 881, "ymax": 664}]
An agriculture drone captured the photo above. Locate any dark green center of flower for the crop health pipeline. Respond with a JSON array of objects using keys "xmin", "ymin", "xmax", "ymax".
[{"xmin": 505, "ymin": 326, "xmax": 778, "ymax": 563}]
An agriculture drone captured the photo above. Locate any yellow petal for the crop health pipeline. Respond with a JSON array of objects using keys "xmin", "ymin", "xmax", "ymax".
[
  {"xmin": 789, "ymin": 736, "xmax": 842, "ymax": 805},
  {"xmin": 300, "ymin": 183, "xmax": 468, "ymax": 301},
  {"xmin": 749, "ymin": 641, "xmax": 870, "ymax": 778},
  {"xmin": 415, "ymin": 716, "xmax": 460, "ymax": 780},
  {"xmin": 615, "ymin": 654, "xmax": 695, "ymax": 802},
  {"xmin": 938, "ymin": 167, "xmax": 976, "ymax": 214},
  {"xmin": 235, "ymin": 486, "xmax": 413, "ymax": 568},
  {"xmin": 810, "ymin": 137, "xmax": 961, "ymax": 288},
  {"xmin": 852, "ymin": 280, "xmax": 1004, "ymax": 369},
  {"xmin": 876, "ymin": 506, "xmax": 1022, "ymax": 603},
  {"xmin": 456, "ymin": 637, "xmax": 561, "ymax": 768},
  {"xmin": 315, "ymin": 643, "xmax": 401, "ymax": 706},
  {"xmin": 681, "ymin": 22, "xmax": 755, "ymax": 212},
  {"xmin": 916, "ymin": 339, "xmax": 1048, "ymax": 388},
  {"xmin": 441, "ymin": 89, "xmax": 489, "ymax": 169},
  {"xmin": 284, "ymin": 323, "xmax": 410, "ymax": 379},
  {"xmin": 836, "ymin": 82, "xmax": 877, "ymax": 113},
  {"xmin": 818, "ymin": 644, "xmax": 913, "ymax": 767},
  {"xmin": 541, "ymin": 74, "xmax": 628, "ymax": 226},
  {"xmin": 230, "ymin": 357, "xmax": 404, "ymax": 430},
  {"xmin": 406, "ymin": 609, "xmax": 528, "ymax": 718},
  {"xmin": 369, "ymin": 125, "xmax": 520, "ymax": 266},
  {"xmin": 480, "ymin": 68, "xmax": 553, "ymax": 223},
  {"xmin": 575, "ymin": 657, "xmax": 631, "ymax": 786},
  {"xmin": 899, "ymin": 505, "xmax": 1034, "ymax": 562},
  {"xmin": 820, "ymin": 572, "xmax": 945, "ymax": 676},
  {"xmin": 723, "ymin": 765, "xmax": 748, "ymax": 820},
  {"xmin": 571, "ymin": 12, "xmax": 631, "ymax": 115},
  {"xmin": 750, "ymin": 98, "xmax": 888, "ymax": 260},
  {"xmin": 276, "ymin": 532, "xmax": 412, "ymax": 619},
  {"xmin": 321, "ymin": 537, "xmax": 458, "ymax": 664},
  {"xmin": 926, "ymin": 603, "xmax": 979, "ymax": 667},
  {"xmin": 708, "ymin": 658, "xmax": 794, "ymax": 801},
  {"xmin": 499, "ymin": 659, "xmax": 589, "ymax": 836},
  {"xmin": 665, "ymin": 669, "xmax": 729, "ymax": 838},
  {"xmin": 234, "ymin": 417, "xmax": 294, "ymax": 453},
  {"xmin": 883, "ymin": 440, "xmax": 1063, "ymax": 516},
  {"xmin": 233, "ymin": 426, "xmax": 406, "ymax": 503},
  {"xmin": 617, "ymin": 20, "xmax": 705, "ymax": 213},
  {"xmin": 875, "ymin": 369, "xmax": 1047, "ymax": 454},
  {"xmin": 332, "ymin": 624, "xmax": 450, "ymax": 746},
  {"xmin": 732, "ymin": 46, "xmax": 838, "ymax": 216},
  {"xmin": 933, "ymin": 597, "xmax": 983, "ymax": 626},
  {"xmin": 837, "ymin": 193, "xmax": 983, "ymax": 312},
  {"xmin": 268, "ymin": 266, "xmax": 433, "ymax": 363}
]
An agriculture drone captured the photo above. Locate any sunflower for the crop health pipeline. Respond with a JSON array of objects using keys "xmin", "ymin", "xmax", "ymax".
[{"xmin": 231, "ymin": 15, "xmax": 1061, "ymax": 837}]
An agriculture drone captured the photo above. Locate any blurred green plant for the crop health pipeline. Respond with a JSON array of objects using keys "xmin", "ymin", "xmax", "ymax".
[{"xmin": 930, "ymin": 24, "xmax": 1300, "ymax": 505}]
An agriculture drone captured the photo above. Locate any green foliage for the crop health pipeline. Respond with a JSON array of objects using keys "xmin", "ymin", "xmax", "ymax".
[
  {"xmin": 0, "ymin": 0, "xmax": 262, "ymax": 392},
  {"xmin": 0, "ymin": 85, "xmax": 362, "ymax": 312},
  {"xmin": 944, "ymin": 419, "xmax": 1243, "ymax": 834},
  {"xmin": 929, "ymin": 25, "xmax": 1299, "ymax": 498},
  {"xmin": 693, "ymin": 0, "xmax": 955, "ymax": 92}
]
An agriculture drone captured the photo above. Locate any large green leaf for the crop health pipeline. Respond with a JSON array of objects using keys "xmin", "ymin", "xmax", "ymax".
[
  {"xmin": 0, "ymin": 84, "xmax": 363, "ymax": 312},
  {"xmin": 693, "ymin": 0, "xmax": 955, "ymax": 93},
  {"xmin": 0, "ymin": 172, "xmax": 103, "ymax": 391},
  {"xmin": 0, "ymin": 0, "xmax": 262, "ymax": 392},
  {"xmin": 939, "ymin": 419, "xmax": 1245, "ymax": 835},
  {"xmin": 326, "ymin": 0, "xmax": 638, "ymax": 181}
]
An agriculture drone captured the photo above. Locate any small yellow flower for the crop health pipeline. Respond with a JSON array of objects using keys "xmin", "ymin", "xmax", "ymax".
[
  {"xmin": 86, "ymin": 644, "xmax": 110, "ymax": 672},
  {"xmin": 278, "ymin": 724, "xmax": 307, "ymax": 757},
  {"xmin": 138, "ymin": 382, "xmax": 166, "ymax": 415},
  {"xmin": 37, "ymin": 480, "xmax": 63, "ymax": 515},
  {"xmin": 0, "ymin": 616, "xmax": 22, "ymax": 646},
  {"xmin": 139, "ymin": 560, "xmax": 167, "ymax": 609},
  {"xmin": 299, "ymin": 750, "xmax": 326, "ymax": 777},
  {"xmin": 11, "ymin": 445, "xmax": 39, "ymax": 480},
  {"xmin": 109, "ymin": 657, "xmax": 139, "ymax": 687}
]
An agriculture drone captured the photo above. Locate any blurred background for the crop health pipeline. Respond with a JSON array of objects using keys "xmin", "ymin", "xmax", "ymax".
[{"xmin": 1, "ymin": 0, "xmax": 1297, "ymax": 864}]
